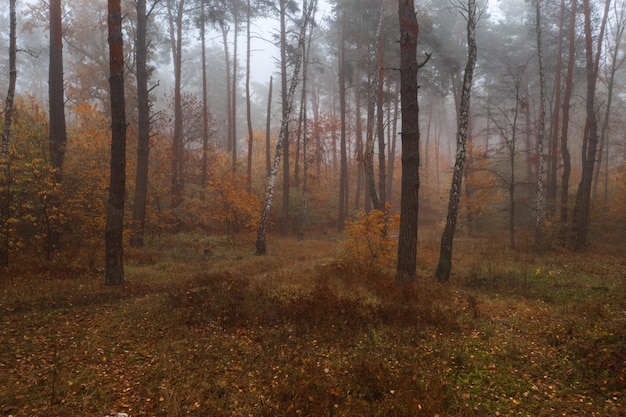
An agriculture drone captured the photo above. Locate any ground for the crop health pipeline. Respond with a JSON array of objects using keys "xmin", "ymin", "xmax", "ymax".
[{"xmin": 1, "ymin": 233, "xmax": 625, "ymax": 416}]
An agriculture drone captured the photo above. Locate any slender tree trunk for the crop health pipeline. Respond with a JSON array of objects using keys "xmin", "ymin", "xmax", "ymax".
[
  {"xmin": 560, "ymin": 0, "xmax": 576, "ymax": 225},
  {"xmin": 47, "ymin": 0, "xmax": 67, "ymax": 257},
  {"xmin": 435, "ymin": 0, "xmax": 477, "ymax": 282},
  {"xmin": 167, "ymin": 0, "xmax": 185, "ymax": 208},
  {"xmin": 130, "ymin": 0, "xmax": 153, "ymax": 248},
  {"xmin": 376, "ymin": 1, "xmax": 387, "ymax": 206},
  {"xmin": 0, "ymin": 0, "xmax": 17, "ymax": 268},
  {"xmin": 396, "ymin": 0, "xmax": 421, "ymax": 283},
  {"xmin": 232, "ymin": 0, "xmax": 239, "ymax": 174},
  {"xmin": 256, "ymin": 0, "xmax": 312, "ymax": 254},
  {"xmin": 535, "ymin": 0, "xmax": 547, "ymax": 251},
  {"xmin": 221, "ymin": 25, "xmax": 232, "ymax": 153},
  {"xmin": 338, "ymin": 13, "xmax": 348, "ymax": 231},
  {"xmin": 266, "ymin": 76, "xmax": 273, "ymax": 177},
  {"xmin": 354, "ymin": 67, "xmax": 364, "ymax": 210},
  {"xmin": 365, "ymin": 70, "xmax": 381, "ymax": 211},
  {"xmin": 246, "ymin": 0, "xmax": 254, "ymax": 190},
  {"xmin": 105, "ymin": 0, "xmax": 127, "ymax": 286},
  {"xmin": 280, "ymin": 0, "xmax": 291, "ymax": 234},
  {"xmin": 200, "ymin": 3, "xmax": 210, "ymax": 197},
  {"xmin": 49, "ymin": 0, "xmax": 67, "ymax": 180},
  {"xmin": 573, "ymin": 0, "xmax": 609, "ymax": 250},
  {"xmin": 387, "ymin": 82, "xmax": 399, "ymax": 201},
  {"xmin": 548, "ymin": 0, "xmax": 565, "ymax": 217}
]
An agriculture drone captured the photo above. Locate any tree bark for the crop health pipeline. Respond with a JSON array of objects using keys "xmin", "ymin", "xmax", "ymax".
[
  {"xmin": 435, "ymin": 0, "xmax": 477, "ymax": 282},
  {"xmin": 49, "ymin": 0, "xmax": 67, "ymax": 181},
  {"xmin": 105, "ymin": 0, "xmax": 127, "ymax": 286},
  {"xmin": 535, "ymin": 0, "xmax": 547, "ymax": 251},
  {"xmin": 280, "ymin": 0, "xmax": 291, "ymax": 234},
  {"xmin": 265, "ymin": 76, "xmax": 273, "ymax": 177},
  {"xmin": 246, "ymin": 0, "xmax": 254, "ymax": 190},
  {"xmin": 572, "ymin": 0, "xmax": 609, "ymax": 250},
  {"xmin": 396, "ymin": 0, "xmax": 421, "ymax": 283},
  {"xmin": 338, "ymin": 13, "xmax": 348, "ymax": 231},
  {"xmin": 547, "ymin": 0, "xmax": 565, "ymax": 217},
  {"xmin": 130, "ymin": 0, "xmax": 153, "ymax": 248},
  {"xmin": 0, "ymin": 0, "xmax": 17, "ymax": 268},
  {"xmin": 256, "ymin": 0, "xmax": 313, "ymax": 254},
  {"xmin": 167, "ymin": 0, "xmax": 185, "ymax": 208},
  {"xmin": 559, "ymin": 0, "xmax": 576, "ymax": 225}
]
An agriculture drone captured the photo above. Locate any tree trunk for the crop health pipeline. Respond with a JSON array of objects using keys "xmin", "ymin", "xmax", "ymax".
[
  {"xmin": 547, "ymin": 0, "xmax": 565, "ymax": 217},
  {"xmin": 256, "ymin": 0, "xmax": 313, "ymax": 254},
  {"xmin": 105, "ymin": 0, "xmax": 127, "ymax": 286},
  {"xmin": 46, "ymin": 0, "xmax": 68, "ymax": 258},
  {"xmin": 354, "ymin": 67, "xmax": 364, "ymax": 210},
  {"xmin": 200, "ymin": 2, "xmax": 210, "ymax": 198},
  {"xmin": 49, "ymin": 0, "xmax": 67, "ymax": 181},
  {"xmin": 535, "ymin": 0, "xmax": 547, "ymax": 251},
  {"xmin": 435, "ymin": 0, "xmax": 477, "ymax": 283},
  {"xmin": 231, "ymin": 0, "xmax": 239, "ymax": 174},
  {"xmin": 167, "ymin": 0, "xmax": 185, "ymax": 208},
  {"xmin": 265, "ymin": 76, "xmax": 273, "ymax": 177},
  {"xmin": 221, "ymin": 24, "xmax": 232, "ymax": 153},
  {"xmin": 0, "ymin": 0, "xmax": 17, "ymax": 268},
  {"xmin": 376, "ymin": 1, "xmax": 387, "ymax": 206},
  {"xmin": 396, "ymin": 0, "xmax": 421, "ymax": 283},
  {"xmin": 130, "ymin": 0, "xmax": 152, "ymax": 248},
  {"xmin": 560, "ymin": 0, "xmax": 576, "ymax": 225},
  {"xmin": 246, "ymin": 0, "xmax": 254, "ymax": 190},
  {"xmin": 572, "ymin": 0, "xmax": 609, "ymax": 251},
  {"xmin": 338, "ymin": 13, "xmax": 348, "ymax": 231},
  {"xmin": 280, "ymin": 0, "xmax": 291, "ymax": 234}
]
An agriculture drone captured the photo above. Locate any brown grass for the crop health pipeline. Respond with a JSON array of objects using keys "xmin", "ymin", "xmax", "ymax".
[{"xmin": 1, "ymin": 233, "xmax": 625, "ymax": 416}]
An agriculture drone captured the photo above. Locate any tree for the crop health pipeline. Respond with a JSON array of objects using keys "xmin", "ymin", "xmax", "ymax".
[
  {"xmin": 166, "ymin": 0, "xmax": 186, "ymax": 208},
  {"xmin": 256, "ymin": 0, "xmax": 313, "ymax": 255},
  {"xmin": 434, "ymin": 0, "xmax": 478, "ymax": 282},
  {"xmin": 559, "ymin": 0, "xmax": 577, "ymax": 225},
  {"xmin": 534, "ymin": 0, "xmax": 547, "ymax": 251},
  {"xmin": 572, "ymin": 0, "xmax": 610, "ymax": 250},
  {"xmin": 130, "ymin": 0, "xmax": 157, "ymax": 248},
  {"xmin": 49, "ymin": 0, "xmax": 67, "ymax": 181},
  {"xmin": 338, "ymin": 11, "xmax": 349, "ymax": 231},
  {"xmin": 1, "ymin": 0, "xmax": 17, "ymax": 268},
  {"xmin": 105, "ymin": 0, "xmax": 127, "ymax": 285},
  {"xmin": 396, "ymin": 0, "xmax": 421, "ymax": 283}
]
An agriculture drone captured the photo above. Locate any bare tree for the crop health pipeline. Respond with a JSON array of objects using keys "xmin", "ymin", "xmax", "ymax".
[
  {"xmin": 434, "ymin": 0, "xmax": 478, "ymax": 282},
  {"xmin": 105, "ymin": 0, "xmax": 127, "ymax": 285}
]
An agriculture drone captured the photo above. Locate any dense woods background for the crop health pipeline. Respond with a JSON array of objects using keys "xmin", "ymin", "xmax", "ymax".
[{"xmin": 1, "ymin": 0, "xmax": 625, "ymax": 271}]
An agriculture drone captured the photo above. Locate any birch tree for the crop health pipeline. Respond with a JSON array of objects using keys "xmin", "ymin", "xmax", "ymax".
[
  {"xmin": 256, "ymin": 0, "xmax": 314, "ymax": 255},
  {"xmin": 434, "ymin": 0, "xmax": 478, "ymax": 282}
]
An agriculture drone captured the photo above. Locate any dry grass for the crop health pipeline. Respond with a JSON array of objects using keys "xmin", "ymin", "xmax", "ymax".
[{"xmin": 1, "ymin": 233, "xmax": 625, "ymax": 416}]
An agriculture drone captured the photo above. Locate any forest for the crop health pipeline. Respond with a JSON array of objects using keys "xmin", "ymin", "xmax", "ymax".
[{"xmin": 1, "ymin": 0, "xmax": 625, "ymax": 416}]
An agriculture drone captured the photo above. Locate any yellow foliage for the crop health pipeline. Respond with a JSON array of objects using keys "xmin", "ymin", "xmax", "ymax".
[{"xmin": 338, "ymin": 204, "xmax": 399, "ymax": 275}]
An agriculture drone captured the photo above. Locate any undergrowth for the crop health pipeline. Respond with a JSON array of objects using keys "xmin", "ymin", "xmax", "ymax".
[{"xmin": 1, "ymin": 233, "xmax": 625, "ymax": 416}]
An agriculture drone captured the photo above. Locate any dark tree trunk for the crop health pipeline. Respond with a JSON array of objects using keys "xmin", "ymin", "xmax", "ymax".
[
  {"xmin": 435, "ymin": 0, "xmax": 477, "ymax": 283},
  {"xmin": 0, "ymin": 0, "xmax": 17, "ymax": 268},
  {"xmin": 130, "ymin": 0, "xmax": 153, "ymax": 248},
  {"xmin": 573, "ymin": 0, "xmax": 609, "ymax": 250},
  {"xmin": 167, "ymin": 0, "xmax": 185, "ymax": 208},
  {"xmin": 105, "ymin": 0, "xmax": 127, "ymax": 286},
  {"xmin": 46, "ymin": 0, "xmax": 67, "ymax": 258},
  {"xmin": 547, "ymin": 0, "xmax": 565, "ymax": 217},
  {"xmin": 231, "ymin": 0, "xmax": 239, "ymax": 174},
  {"xmin": 49, "ymin": 0, "xmax": 67, "ymax": 180},
  {"xmin": 560, "ymin": 0, "xmax": 576, "ymax": 225},
  {"xmin": 354, "ymin": 67, "xmax": 364, "ymax": 210},
  {"xmin": 376, "ymin": 4, "xmax": 387, "ymax": 206},
  {"xmin": 396, "ymin": 0, "xmax": 421, "ymax": 283}
]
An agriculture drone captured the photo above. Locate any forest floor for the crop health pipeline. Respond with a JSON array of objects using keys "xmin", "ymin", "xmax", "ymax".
[{"xmin": 1, "ymin": 232, "xmax": 625, "ymax": 417}]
